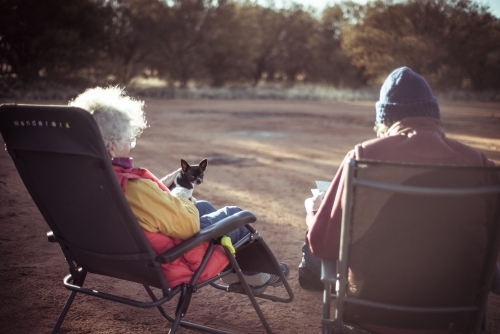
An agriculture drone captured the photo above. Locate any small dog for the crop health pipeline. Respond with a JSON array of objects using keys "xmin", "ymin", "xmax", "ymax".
[{"xmin": 169, "ymin": 159, "xmax": 207, "ymax": 204}]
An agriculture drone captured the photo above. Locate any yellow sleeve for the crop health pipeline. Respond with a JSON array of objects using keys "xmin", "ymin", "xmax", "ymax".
[{"xmin": 124, "ymin": 179, "xmax": 200, "ymax": 240}]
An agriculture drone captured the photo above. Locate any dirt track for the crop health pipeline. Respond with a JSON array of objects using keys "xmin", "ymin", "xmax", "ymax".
[{"xmin": 1, "ymin": 99, "xmax": 499, "ymax": 333}]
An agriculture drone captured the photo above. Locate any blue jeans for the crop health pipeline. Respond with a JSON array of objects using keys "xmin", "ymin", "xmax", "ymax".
[
  {"xmin": 298, "ymin": 242, "xmax": 324, "ymax": 291},
  {"xmin": 196, "ymin": 200, "xmax": 250, "ymax": 244}
]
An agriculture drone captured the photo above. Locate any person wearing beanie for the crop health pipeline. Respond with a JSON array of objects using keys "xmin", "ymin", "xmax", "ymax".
[{"xmin": 298, "ymin": 67, "xmax": 499, "ymax": 311}]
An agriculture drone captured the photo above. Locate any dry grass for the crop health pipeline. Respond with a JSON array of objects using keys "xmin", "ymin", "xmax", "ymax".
[{"xmin": 2, "ymin": 79, "xmax": 499, "ymax": 103}]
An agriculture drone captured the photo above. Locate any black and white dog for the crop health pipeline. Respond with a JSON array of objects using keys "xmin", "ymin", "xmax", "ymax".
[{"xmin": 169, "ymin": 159, "xmax": 207, "ymax": 204}]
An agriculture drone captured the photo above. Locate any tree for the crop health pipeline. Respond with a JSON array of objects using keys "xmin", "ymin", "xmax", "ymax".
[
  {"xmin": 309, "ymin": 2, "xmax": 367, "ymax": 87},
  {"xmin": 101, "ymin": 0, "xmax": 151, "ymax": 85},
  {"xmin": 235, "ymin": 4, "xmax": 284, "ymax": 86},
  {"xmin": 342, "ymin": 0, "xmax": 441, "ymax": 81},
  {"xmin": 341, "ymin": 0, "xmax": 500, "ymax": 90},
  {"xmin": 441, "ymin": 0, "xmax": 500, "ymax": 91},
  {"xmin": 201, "ymin": 0, "xmax": 255, "ymax": 87},
  {"xmin": 158, "ymin": 0, "xmax": 208, "ymax": 87},
  {"xmin": 0, "ymin": 0, "xmax": 113, "ymax": 86},
  {"xmin": 275, "ymin": 5, "xmax": 317, "ymax": 84},
  {"xmin": 123, "ymin": 0, "xmax": 190, "ymax": 86}
]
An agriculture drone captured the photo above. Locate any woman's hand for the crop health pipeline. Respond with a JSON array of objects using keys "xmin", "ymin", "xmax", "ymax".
[
  {"xmin": 304, "ymin": 192, "xmax": 325, "ymax": 214},
  {"xmin": 160, "ymin": 168, "xmax": 182, "ymax": 187}
]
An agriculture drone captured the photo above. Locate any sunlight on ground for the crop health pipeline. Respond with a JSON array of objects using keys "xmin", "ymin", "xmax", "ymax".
[{"xmin": 215, "ymin": 136, "xmax": 346, "ymax": 167}]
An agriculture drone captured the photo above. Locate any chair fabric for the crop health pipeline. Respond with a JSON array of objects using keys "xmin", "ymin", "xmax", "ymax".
[
  {"xmin": 322, "ymin": 159, "xmax": 500, "ymax": 333},
  {"xmin": 0, "ymin": 104, "xmax": 163, "ymax": 285},
  {"xmin": 0, "ymin": 104, "xmax": 293, "ymax": 334}
]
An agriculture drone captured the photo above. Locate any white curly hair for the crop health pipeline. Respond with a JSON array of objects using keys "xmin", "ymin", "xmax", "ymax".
[{"xmin": 68, "ymin": 86, "xmax": 148, "ymax": 149}]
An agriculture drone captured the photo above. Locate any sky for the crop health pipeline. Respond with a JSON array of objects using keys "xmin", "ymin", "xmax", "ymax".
[{"xmin": 257, "ymin": 0, "xmax": 500, "ymax": 18}]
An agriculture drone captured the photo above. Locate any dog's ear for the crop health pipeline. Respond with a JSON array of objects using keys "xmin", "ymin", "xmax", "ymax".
[
  {"xmin": 181, "ymin": 159, "xmax": 190, "ymax": 173},
  {"xmin": 199, "ymin": 159, "xmax": 208, "ymax": 171}
]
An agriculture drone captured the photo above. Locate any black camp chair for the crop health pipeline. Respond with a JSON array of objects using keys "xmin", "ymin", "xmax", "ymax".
[
  {"xmin": 321, "ymin": 159, "xmax": 500, "ymax": 334},
  {"xmin": 0, "ymin": 104, "xmax": 293, "ymax": 334}
]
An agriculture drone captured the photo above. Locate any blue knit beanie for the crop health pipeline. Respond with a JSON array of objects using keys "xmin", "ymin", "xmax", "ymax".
[{"xmin": 376, "ymin": 67, "xmax": 440, "ymax": 124}]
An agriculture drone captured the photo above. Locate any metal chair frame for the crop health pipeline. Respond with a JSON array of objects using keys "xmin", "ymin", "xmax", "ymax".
[
  {"xmin": 321, "ymin": 158, "xmax": 500, "ymax": 334},
  {"xmin": 0, "ymin": 104, "xmax": 293, "ymax": 334}
]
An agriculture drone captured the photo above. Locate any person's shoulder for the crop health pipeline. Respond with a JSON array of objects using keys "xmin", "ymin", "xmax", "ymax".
[
  {"xmin": 353, "ymin": 135, "xmax": 412, "ymax": 161},
  {"xmin": 443, "ymin": 136, "xmax": 493, "ymax": 166},
  {"xmin": 357, "ymin": 135, "xmax": 403, "ymax": 151}
]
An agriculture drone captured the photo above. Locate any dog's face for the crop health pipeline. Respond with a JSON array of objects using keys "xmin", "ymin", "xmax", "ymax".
[{"xmin": 180, "ymin": 159, "xmax": 207, "ymax": 186}]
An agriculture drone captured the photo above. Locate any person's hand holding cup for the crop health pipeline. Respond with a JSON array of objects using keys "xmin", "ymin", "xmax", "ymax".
[{"xmin": 304, "ymin": 192, "xmax": 325, "ymax": 214}]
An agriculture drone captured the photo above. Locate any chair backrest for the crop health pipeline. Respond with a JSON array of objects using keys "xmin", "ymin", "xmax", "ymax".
[
  {"xmin": 338, "ymin": 159, "xmax": 500, "ymax": 332},
  {"xmin": 0, "ymin": 104, "xmax": 169, "ymax": 291}
]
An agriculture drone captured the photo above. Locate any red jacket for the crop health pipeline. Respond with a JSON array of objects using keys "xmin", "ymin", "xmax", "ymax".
[
  {"xmin": 306, "ymin": 116, "xmax": 495, "ymax": 260},
  {"xmin": 112, "ymin": 164, "xmax": 229, "ymax": 288}
]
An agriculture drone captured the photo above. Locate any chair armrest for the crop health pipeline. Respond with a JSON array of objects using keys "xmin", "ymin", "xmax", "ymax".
[
  {"xmin": 157, "ymin": 210, "xmax": 257, "ymax": 263},
  {"xmin": 321, "ymin": 259, "xmax": 337, "ymax": 284}
]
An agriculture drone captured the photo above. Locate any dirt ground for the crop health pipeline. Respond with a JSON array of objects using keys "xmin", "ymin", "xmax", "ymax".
[{"xmin": 1, "ymin": 99, "xmax": 500, "ymax": 334}]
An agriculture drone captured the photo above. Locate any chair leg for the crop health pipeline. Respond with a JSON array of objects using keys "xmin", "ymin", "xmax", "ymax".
[
  {"xmin": 481, "ymin": 310, "xmax": 489, "ymax": 333},
  {"xmin": 169, "ymin": 285, "xmax": 192, "ymax": 334},
  {"xmin": 226, "ymin": 251, "xmax": 274, "ymax": 334},
  {"xmin": 52, "ymin": 290, "xmax": 78, "ymax": 334},
  {"xmin": 143, "ymin": 285, "xmax": 175, "ymax": 322},
  {"xmin": 322, "ymin": 282, "xmax": 332, "ymax": 334},
  {"xmin": 52, "ymin": 269, "xmax": 87, "ymax": 333},
  {"xmin": 236, "ymin": 275, "xmax": 274, "ymax": 334}
]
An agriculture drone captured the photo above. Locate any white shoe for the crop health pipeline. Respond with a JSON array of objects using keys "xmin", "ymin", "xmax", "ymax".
[{"xmin": 221, "ymin": 272, "xmax": 271, "ymax": 287}]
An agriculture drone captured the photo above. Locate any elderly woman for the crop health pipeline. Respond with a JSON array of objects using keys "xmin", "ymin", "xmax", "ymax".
[{"xmin": 69, "ymin": 86, "xmax": 289, "ymax": 291}]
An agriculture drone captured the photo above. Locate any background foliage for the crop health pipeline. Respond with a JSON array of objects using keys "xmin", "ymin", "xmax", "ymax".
[{"xmin": 1, "ymin": 0, "xmax": 499, "ymax": 98}]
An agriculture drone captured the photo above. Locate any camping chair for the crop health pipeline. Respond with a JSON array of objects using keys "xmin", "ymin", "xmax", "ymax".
[
  {"xmin": 0, "ymin": 104, "xmax": 293, "ymax": 334},
  {"xmin": 321, "ymin": 159, "xmax": 500, "ymax": 334}
]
